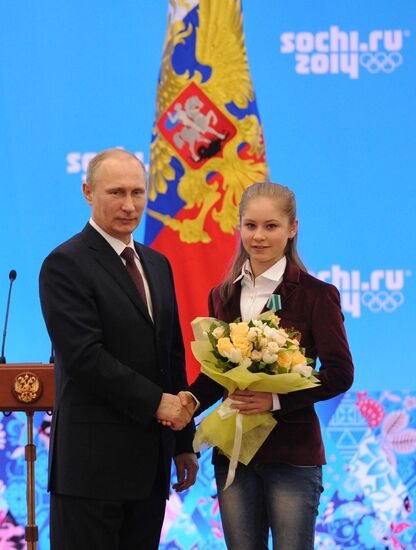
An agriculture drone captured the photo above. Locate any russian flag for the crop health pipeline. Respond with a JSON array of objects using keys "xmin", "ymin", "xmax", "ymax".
[{"xmin": 145, "ymin": 0, "xmax": 268, "ymax": 381}]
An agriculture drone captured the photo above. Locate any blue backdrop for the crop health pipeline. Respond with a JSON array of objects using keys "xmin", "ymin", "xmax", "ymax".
[{"xmin": 0, "ymin": 1, "xmax": 415, "ymax": 548}]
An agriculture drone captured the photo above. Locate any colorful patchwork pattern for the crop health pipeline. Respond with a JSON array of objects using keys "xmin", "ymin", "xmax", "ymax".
[{"xmin": 0, "ymin": 392, "xmax": 415, "ymax": 549}]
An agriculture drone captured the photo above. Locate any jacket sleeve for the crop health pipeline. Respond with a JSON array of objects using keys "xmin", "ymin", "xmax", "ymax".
[
  {"xmin": 188, "ymin": 288, "xmax": 225, "ymax": 413},
  {"xmin": 278, "ymin": 284, "xmax": 354, "ymax": 414},
  {"xmin": 163, "ymin": 257, "xmax": 196, "ymax": 454}
]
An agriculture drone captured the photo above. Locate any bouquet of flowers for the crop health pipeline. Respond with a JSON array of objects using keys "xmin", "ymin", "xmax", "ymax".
[{"xmin": 191, "ymin": 310, "xmax": 320, "ymax": 488}]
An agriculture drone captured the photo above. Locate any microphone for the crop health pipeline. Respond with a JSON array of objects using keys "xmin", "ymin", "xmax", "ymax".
[
  {"xmin": 0, "ymin": 270, "xmax": 17, "ymax": 364},
  {"xmin": 49, "ymin": 343, "xmax": 55, "ymax": 364}
]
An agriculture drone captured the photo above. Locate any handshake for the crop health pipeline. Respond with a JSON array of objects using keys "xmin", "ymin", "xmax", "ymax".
[{"xmin": 155, "ymin": 391, "xmax": 197, "ymax": 430}]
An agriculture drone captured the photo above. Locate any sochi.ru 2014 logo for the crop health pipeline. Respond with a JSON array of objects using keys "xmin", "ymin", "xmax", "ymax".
[
  {"xmin": 310, "ymin": 265, "xmax": 411, "ymax": 318},
  {"xmin": 280, "ymin": 26, "xmax": 410, "ymax": 79}
]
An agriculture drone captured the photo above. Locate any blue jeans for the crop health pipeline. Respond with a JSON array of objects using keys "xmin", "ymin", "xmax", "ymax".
[{"xmin": 215, "ymin": 462, "xmax": 323, "ymax": 550}]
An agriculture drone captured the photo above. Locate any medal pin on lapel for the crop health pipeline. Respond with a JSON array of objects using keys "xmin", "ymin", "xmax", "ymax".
[{"xmin": 267, "ymin": 294, "xmax": 282, "ymax": 312}]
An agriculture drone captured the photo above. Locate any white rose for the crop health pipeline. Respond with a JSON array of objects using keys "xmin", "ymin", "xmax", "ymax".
[
  {"xmin": 275, "ymin": 329, "xmax": 288, "ymax": 347},
  {"xmin": 212, "ymin": 326, "xmax": 225, "ymax": 339},
  {"xmin": 267, "ymin": 341, "xmax": 280, "ymax": 354},
  {"xmin": 263, "ymin": 326, "xmax": 279, "ymax": 341},
  {"xmin": 247, "ymin": 327, "xmax": 259, "ymax": 342},
  {"xmin": 241, "ymin": 357, "xmax": 253, "ymax": 369},
  {"xmin": 259, "ymin": 337, "xmax": 269, "ymax": 349},
  {"xmin": 228, "ymin": 348, "xmax": 244, "ymax": 364},
  {"xmin": 262, "ymin": 351, "xmax": 278, "ymax": 364},
  {"xmin": 250, "ymin": 349, "xmax": 263, "ymax": 361},
  {"xmin": 291, "ymin": 364, "xmax": 313, "ymax": 378}
]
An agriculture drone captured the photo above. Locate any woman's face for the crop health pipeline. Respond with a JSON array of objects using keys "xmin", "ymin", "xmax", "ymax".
[{"xmin": 240, "ymin": 196, "xmax": 298, "ymax": 277}]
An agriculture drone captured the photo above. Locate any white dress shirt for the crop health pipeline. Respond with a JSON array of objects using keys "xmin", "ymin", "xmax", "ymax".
[
  {"xmin": 235, "ymin": 256, "xmax": 287, "ymax": 322},
  {"xmin": 234, "ymin": 256, "xmax": 287, "ymax": 411},
  {"xmin": 89, "ymin": 218, "xmax": 154, "ymax": 320}
]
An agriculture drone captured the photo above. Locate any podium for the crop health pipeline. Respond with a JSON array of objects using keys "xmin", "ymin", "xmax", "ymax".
[{"xmin": 0, "ymin": 363, "xmax": 54, "ymax": 549}]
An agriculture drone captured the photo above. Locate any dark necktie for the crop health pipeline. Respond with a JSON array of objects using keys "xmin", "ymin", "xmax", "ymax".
[{"xmin": 120, "ymin": 247, "xmax": 148, "ymax": 308}]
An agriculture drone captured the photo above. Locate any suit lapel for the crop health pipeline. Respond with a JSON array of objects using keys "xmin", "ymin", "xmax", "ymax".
[
  {"xmin": 222, "ymin": 282, "xmax": 242, "ymax": 322},
  {"xmin": 81, "ymin": 224, "xmax": 154, "ymax": 327},
  {"xmin": 273, "ymin": 260, "xmax": 300, "ymax": 310}
]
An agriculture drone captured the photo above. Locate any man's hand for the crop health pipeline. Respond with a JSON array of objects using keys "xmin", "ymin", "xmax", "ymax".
[
  {"xmin": 155, "ymin": 393, "xmax": 193, "ymax": 430},
  {"xmin": 178, "ymin": 390, "xmax": 198, "ymax": 414},
  {"xmin": 156, "ymin": 391, "xmax": 197, "ymax": 429},
  {"xmin": 173, "ymin": 452, "xmax": 199, "ymax": 492}
]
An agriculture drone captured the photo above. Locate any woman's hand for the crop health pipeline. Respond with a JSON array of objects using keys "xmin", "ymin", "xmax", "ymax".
[{"xmin": 228, "ymin": 389, "xmax": 273, "ymax": 414}]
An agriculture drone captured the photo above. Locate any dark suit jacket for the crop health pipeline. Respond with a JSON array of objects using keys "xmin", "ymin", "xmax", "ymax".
[
  {"xmin": 190, "ymin": 260, "xmax": 354, "ymax": 466},
  {"xmin": 39, "ymin": 223, "xmax": 194, "ymax": 500}
]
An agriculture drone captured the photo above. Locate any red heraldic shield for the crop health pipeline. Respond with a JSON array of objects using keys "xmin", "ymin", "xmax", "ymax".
[{"xmin": 157, "ymin": 82, "xmax": 237, "ymax": 169}]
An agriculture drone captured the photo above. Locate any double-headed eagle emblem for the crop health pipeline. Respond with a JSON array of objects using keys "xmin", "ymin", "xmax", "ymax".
[
  {"xmin": 148, "ymin": 0, "xmax": 269, "ymax": 244},
  {"xmin": 13, "ymin": 373, "xmax": 42, "ymax": 403}
]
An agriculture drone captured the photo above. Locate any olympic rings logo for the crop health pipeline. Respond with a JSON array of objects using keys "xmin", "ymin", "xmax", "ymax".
[
  {"xmin": 360, "ymin": 52, "xmax": 402, "ymax": 73},
  {"xmin": 361, "ymin": 291, "xmax": 404, "ymax": 313}
]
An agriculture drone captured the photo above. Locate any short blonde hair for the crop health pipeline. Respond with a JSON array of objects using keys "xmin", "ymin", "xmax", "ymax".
[{"xmin": 86, "ymin": 149, "xmax": 147, "ymax": 188}]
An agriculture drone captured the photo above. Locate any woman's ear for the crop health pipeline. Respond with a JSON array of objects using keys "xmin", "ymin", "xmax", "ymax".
[{"xmin": 289, "ymin": 219, "xmax": 298, "ymax": 239}]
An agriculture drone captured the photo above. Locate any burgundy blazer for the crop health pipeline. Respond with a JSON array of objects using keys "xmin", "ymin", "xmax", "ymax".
[{"xmin": 189, "ymin": 260, "xmax": 354, "ymax": 466}]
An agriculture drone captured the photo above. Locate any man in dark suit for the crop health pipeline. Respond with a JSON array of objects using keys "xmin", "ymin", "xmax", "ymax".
[{"xmin": 39, "ymin": 148, "xmax": 198, "ymax": 549}]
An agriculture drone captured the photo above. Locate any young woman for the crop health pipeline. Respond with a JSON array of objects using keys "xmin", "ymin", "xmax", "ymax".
[{"xmin": 189, "ymin": 182, "xmax": 354, "ymax": 550}]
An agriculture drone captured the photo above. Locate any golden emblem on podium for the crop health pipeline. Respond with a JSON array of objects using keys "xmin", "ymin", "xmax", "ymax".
[{"xmin": 13, "ymin": 372, "xmax": 43, "ymax": 403}]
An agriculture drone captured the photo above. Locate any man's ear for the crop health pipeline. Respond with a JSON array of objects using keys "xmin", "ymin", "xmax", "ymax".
[{"xmin": 82, "ymin": 182, "xmax": 93, "ymax": 205}]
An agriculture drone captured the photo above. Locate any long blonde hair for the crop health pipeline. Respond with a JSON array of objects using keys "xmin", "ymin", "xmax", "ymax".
[{"xmin": 219, "ymin": 182, "xmax": 307, "ymax": 303}]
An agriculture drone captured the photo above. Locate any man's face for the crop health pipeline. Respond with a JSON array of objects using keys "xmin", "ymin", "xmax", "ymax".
[{"xmin": 83, "ymin": 155, "xmax": 146, "ymax": 244}]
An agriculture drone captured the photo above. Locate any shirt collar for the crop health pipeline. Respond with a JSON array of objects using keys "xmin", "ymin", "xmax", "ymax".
[
  {"xmin": 233, "ymin": 256, "xmax": 287, "ymax": 284},
  {"xmin": 89, "ymin": 218, "xmax": 137, "ymax": 258}
]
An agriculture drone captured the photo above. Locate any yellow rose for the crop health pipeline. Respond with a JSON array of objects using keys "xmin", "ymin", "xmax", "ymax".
[
  {"xmin": 291, "ymin": 350, "xmax": 307, "ymax": 367},
  {"xmin": 287, "ymin": 337, "xmax": 300, "ymax": 349},
  {"xmin": 277, "ymin": 350, "xmax": 292, "ymax": 369},
  {"xmin": 230, "ymin": 322, "xmax": 250, "ymax": 340},
  {"xmin": 233, "ymin": 336, "xmax": 253, "ymax": 358},
  {"xmin": 269, "ymin": 313, "xmax": 280, "ymax": 327},
  {"xmin": 217, "ymin": 337, "xmax": 233, "ymax": 358}
]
